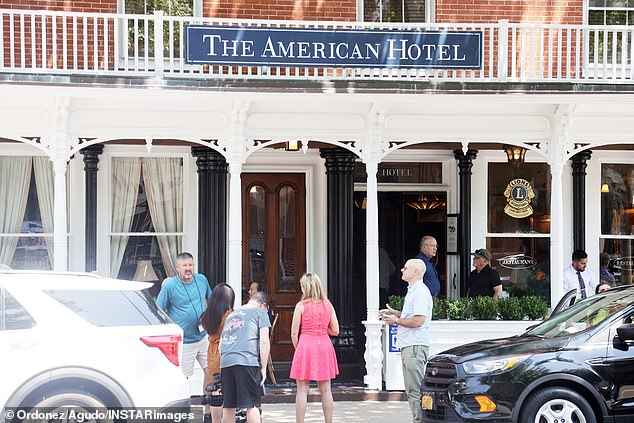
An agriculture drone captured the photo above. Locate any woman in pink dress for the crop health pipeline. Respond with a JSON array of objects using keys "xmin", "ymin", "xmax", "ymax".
[{"xmin": 290, "ymin": 272, "xmax": 340, "ymax": 423}]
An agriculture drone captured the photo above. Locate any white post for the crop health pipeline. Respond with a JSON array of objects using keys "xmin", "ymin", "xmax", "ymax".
[
  {"xmin": 550, "ymin": 161, "xmax": 565, "ymax": 307},
  {"xmin": 153, "ymin": 10, "xmax": 164, "ymax": 78},
  {"xmin": 53, "ymin": 153, "xmax": 68, "ymax": 271},
  {"xmin": 498, "ymin": 19, "xmax": 509, "ymax": 82},
  {"xmin": 227, "ymin": 159, "xmax": 243, "ymax": 305},
  {"xmin": 363, "ymin": 160, "xmax": 383, "ymax": 390}
]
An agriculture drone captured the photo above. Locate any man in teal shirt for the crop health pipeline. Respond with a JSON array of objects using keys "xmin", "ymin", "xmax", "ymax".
[{"xmin": 157, "ymin": 252, "xmax": 212, "ymax": 418}]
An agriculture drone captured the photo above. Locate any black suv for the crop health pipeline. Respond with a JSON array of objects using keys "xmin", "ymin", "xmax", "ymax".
[{"xmin": 421, "ymin": 286, "xmax": 634, "ymax": 423}]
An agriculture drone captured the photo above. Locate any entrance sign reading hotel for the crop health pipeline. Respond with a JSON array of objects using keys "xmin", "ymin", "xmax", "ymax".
[
  {"xmin": 185, "ymin": 26, "xmax": 482, "ymax": 69},
  {"xmin": 504, "ymin": 178, "xmax": 535, "ymax": 218}
]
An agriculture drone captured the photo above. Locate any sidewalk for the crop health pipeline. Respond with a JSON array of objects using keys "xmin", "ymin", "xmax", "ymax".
[{"xmin": 192, "ymin": 401, "xmax": 411, "ymax": 422}]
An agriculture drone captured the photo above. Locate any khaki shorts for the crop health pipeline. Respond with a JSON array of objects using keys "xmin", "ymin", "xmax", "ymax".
[{"xmin": 182, "ymin": 337, "xmax": 209, "ymax": 377}]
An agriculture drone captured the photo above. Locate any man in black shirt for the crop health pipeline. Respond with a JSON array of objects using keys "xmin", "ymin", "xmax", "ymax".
[{"xmin": 467, "ymin": 248, "xmax": 502, "ymax": 300}]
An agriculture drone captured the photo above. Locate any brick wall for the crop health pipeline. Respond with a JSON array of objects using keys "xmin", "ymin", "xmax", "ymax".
[
  {"xmin": 0, "ymin": 0, "xmax": 116, "ymax": 13},
  {"xmin": 203, "ymin": 0, "xmax": 357, "ymax": 21},
  {"xmin": 436, "ymin": 0, "xmax": 583, "ymax": 25}
]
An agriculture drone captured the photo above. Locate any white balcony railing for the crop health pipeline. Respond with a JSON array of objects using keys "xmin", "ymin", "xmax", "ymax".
[{"xmin": 1, "ymin": 8, "xmax": 633, "ymax": 84}]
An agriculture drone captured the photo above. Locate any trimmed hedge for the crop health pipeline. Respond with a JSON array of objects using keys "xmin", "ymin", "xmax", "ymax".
[{"xmin": 388, "ymin": 294, "xmax": 549, "ymax": 321}]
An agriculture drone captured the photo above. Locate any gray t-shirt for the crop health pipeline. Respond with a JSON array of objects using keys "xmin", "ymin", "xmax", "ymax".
[{"xmin": 220, "ymin": 305, "xmax": 271, "ymax": 368}]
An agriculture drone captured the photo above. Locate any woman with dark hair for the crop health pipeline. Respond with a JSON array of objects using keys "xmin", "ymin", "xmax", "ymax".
[{"xmin": 200, "ymin": 283, "xmax": 235, "ymax": 423}]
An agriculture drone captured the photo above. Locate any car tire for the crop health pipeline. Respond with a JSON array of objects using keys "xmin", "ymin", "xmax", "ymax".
[
  {"xmin": 519, "ymin": 387, "xmax": 596, "ymax": 423},
  {"xmin": 22, "ymin": 390, "xmax": 113, "ymax": 423}
]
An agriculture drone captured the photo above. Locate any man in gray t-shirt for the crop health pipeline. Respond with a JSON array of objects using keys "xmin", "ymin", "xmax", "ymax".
[{"xmin": 220, "ymin": 292, "xmax": 271, "ymax": 423}]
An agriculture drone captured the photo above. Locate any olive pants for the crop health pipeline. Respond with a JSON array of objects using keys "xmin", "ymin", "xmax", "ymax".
[{"xmin": 400, "ymin": 345, "xmax": 429, "ymax": 423}]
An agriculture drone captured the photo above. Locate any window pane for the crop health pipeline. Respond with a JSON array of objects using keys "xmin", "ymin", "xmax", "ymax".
[
  {"xmin": 278, "ymin": 185, "xmax": 297, "ymax": 291},
  {"xmin": 10, "ymin": 237, "xmax": 52, "ymax": 270},
  {"xmin": 487, "ymin": 237, "xmax": 551, "ymax": 304},
  {"xmin": 364, "ymin": 0, "xmax": 382, "ymax": 22},
  {"xmin": 601, "ymin": 164, "xmax": 634, "ymax": 235},
  {"xmin": 487, "ymin": 163, "xmax": 551, "ymax": 234},
  {"xmin": 590, "ymin": 0, "xmax": 606, "ymax": 7},
  {"xmin": 404, "ymin": 0, "xmax": 425, "ymax": 22},
  {"xmin": 1, "ymin": 290, "xmax": 35, "ymax": 331},
  {"xmin": 601, "ymin": 238, "xmax": 634, "ymax": 286},
  {"xmin": 249, "ymin": 185, "xmax": 266, "ymax": 285},
  {"xmin": 45, "ymin": 289, "xmax": 169, "ymax": 326},
  {"xmin": 111, "ymin": 235, "xmax": 176, "ymax": 295},
  {"xmin": 383, "ymin": 0, "xmax": 404, "ymax": 22}
]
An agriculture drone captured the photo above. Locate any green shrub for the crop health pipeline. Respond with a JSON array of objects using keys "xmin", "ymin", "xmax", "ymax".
[
  {"xmin": 471, "ymin": 296, "xmax": 499, "ymax": 320},
  {"xmin": 388, "ymin": 295, "xmax": 404, "ymax": 311},
  {"xmin": 498, "ymin": 297, "xmax": 526, "ymax": 320},
  {"xmin": 522, "ymin": 295, "xmax": 549, "ymax": 320},
  {"xmin": 445, "ymin": 298, "xmax": 472, "ymax": 320},
  {"xmin": 433, "ymin": 298, "xmax": 447, "ymax": 320}
]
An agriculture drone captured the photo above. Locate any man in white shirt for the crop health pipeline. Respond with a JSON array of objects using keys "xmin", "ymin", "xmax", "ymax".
[
  {"xmin": 563, "ymin": 249, "xmax": 597, "ymax": 299},
  {"xmin": 379, "ymin": 258, "xmax": 433, "ymax": 423}
]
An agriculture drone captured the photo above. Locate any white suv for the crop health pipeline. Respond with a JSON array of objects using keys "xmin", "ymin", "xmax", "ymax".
[{"xmin": 0, "ymin": 271, "xmax": 190, "ymax": 420}]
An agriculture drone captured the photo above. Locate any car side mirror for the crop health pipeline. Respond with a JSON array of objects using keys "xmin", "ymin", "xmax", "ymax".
[{"xmin": 616, "ymin": 323, "xmax": 634, "ymax": 343}]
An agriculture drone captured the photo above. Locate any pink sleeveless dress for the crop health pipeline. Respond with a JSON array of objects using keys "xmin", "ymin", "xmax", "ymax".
[{"xmin": 290, "ymin": 299, "xmax": 339, "ymax": 381}]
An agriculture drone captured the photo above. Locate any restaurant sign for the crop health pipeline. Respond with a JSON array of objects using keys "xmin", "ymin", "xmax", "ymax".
[
  {"xmin": 498, "ymin": 254, "xmax": 537, "ymax": 270},
  {"xmin": 185, "ymin": 26, "xmax": 482, "ymax": 69},
  {"xmin": 614, "ymin": 257, "xmax": 634, "ymax": 271}
]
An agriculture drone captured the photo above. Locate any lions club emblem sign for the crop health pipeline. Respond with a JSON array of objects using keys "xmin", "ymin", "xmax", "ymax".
[{"xmin": 503, "ymin": 178, "xmax": 535, "ymax": 218}]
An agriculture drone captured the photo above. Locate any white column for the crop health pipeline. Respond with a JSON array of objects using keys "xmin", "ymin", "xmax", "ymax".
[
  {"xmin": 227, "ymin": 159, "xmax": 243, "ymax": 305},
  {"xmin": 53, "ymin": 153, "xmax": 68, "ymax": 271},
  {"xmin": 363, "ymin": 160, "xmax": 383, "ymax": 390},
  {"xmin": 550, "ymin": 162, "xmax": 565, "ymax": 307}
]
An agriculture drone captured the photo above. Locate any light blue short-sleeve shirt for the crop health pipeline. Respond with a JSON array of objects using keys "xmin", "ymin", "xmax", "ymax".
[{"xmin": 396, "ymin": 280, "xmax": 433, "ymax": 349}]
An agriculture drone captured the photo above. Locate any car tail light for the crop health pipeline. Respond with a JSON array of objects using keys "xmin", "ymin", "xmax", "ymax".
[{"xmin": 140, "ymin": 334, "xmax": 182, "ymax": 366}]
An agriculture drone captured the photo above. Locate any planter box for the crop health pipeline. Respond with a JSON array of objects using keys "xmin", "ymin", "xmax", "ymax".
[
  {"xmin": 382, "ymin": 320, "xmax": 540, "ymax": 391},
  {"xmin": 429, "ymin": 320, "xmax": 540, "ymax": 357}
]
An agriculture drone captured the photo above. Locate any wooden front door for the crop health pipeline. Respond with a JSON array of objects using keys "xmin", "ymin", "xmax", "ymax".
[{"xmin": 242, "ymin": 173, "xmax": 305, "ymax": 361}]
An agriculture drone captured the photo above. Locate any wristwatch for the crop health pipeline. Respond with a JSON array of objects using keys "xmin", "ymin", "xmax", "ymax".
[{"xmin": 395, "ymin": 317, "xmax": 400, "ymax": 325}]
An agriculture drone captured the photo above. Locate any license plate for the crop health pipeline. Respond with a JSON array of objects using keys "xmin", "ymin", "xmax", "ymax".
[{"xmin": 421, "ymin": 393, "xmax": 434, "ymax": 410}]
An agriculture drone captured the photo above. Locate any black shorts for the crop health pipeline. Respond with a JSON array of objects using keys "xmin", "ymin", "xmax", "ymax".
[{"xmin": 221, "ymin": 365, "xmax": 263, "ymax": 409}]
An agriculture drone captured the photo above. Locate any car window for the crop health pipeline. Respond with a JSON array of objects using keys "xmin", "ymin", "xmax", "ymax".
[
  {"xmin": 0, "ymin": 289, "xmax": 35, "ymax": 331},
  {"xmin": 526, "ymin": 289, "xmax": 634, "ymax": 338},
  {"xmin": 45, "ymin": 289, "xmax": 170, "ymax": 327}
]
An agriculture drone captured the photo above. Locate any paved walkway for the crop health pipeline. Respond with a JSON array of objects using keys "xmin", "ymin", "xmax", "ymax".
[{"xmin": 193, "ymin": 401, "xmax": 411, "ymax": 422}]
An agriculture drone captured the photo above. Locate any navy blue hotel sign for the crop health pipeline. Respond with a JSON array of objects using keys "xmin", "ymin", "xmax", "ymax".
[{"xmin": 185, "ymin": 26, "xmax": 482, "ymax": 69}]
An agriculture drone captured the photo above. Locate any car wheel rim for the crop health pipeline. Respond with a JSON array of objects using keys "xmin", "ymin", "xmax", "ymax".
[{"xmin": 535, "ymin": 398, "xmax": 587, "ymax": 423}]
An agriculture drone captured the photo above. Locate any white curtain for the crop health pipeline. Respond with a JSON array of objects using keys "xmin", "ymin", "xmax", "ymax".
[
  {"xmin": 111, "ymin": 157, "xmax": 142, "ymax": 277},
  {"xmin": 0, "ymin": 157, "xmax": 32, "ymax": 267},
  {"xmin": 33, "ymin": 156, "xmax": 54, "ymax": 265},
  {"xmin": 141, "ymin": 157, "xmax": 182, "ymax": 277}
]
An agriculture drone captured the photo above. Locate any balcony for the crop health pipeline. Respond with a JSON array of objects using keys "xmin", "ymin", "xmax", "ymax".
[{"xmin": 1, "ymin": 8, "xmax": 634, "ymax": 85}]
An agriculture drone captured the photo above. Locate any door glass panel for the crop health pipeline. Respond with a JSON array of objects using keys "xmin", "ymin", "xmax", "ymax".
[
  {"xmin": 601, "ymin": 163, "xmax": 634, "ymax": 235},
  {"xmin": 278, "ymin": 185, "xmax": 297, "ymax": 291},
  {"xmin": 249, "ymin": 185, "xmax": 266, "ymax": 285}
]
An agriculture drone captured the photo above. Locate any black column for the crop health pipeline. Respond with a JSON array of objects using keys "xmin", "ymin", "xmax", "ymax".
[
  {"xmin": 453, "ymin": 149, "xmax": 478, "ymax": 297},
  {"xmin": 320, "ymin": 148, "xmax": 357, "ymax": 363},
  {"xmin": 80, "ymin": 144, "xmax": 104, "ymax": 272},
  {"xmin": 192, "ymin": 147, "xmax": 227, "ymax": 286},
  {"xmin": 571, "ymin": 150, "xmax": 592, "ymax": 252}
]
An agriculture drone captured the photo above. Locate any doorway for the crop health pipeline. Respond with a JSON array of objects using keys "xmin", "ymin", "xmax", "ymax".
[
  {"xmin": 353, "ymin": 191, "xmax": 448, "ymax": 307},
  {"xmin": 242, "ymin": 173, "xmax": 306, "ymax": 361}
]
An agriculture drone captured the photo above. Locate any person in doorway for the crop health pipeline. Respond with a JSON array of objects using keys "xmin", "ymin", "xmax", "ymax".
[
  {"xmin": 219, "ymin": 291, "xmax": 271, "ymax": 423},
  {"xmin": 290, "ymin": 272, "xmax": 340, "ymax": 423},
  {"xmin": 379, "ymin": 259, "xmax": 432, "ymax": 423},
  {"xmin": 156, "ymin": 252, "xmax": 213, "ymax": 422},
  {"xmin": 467, "ymin": 248, "xmax": 502, "ymax": 300},
  {"xmin": 599, "ymin": 252, "xmax": 616, "ymax": 286},
  {"xmin": 415, "ymin": 236, "xmax": 441, "ymax": 296},
  {"xmin": 200, "ymin": 283, "xmax": 235, "ymax": 423},
  {"xmin": 247, "ymin": 281, "xmax": 274, "ymax": 324},
  {"xmin": 563, "ymin": 249, "xmax": 598, "ymax": 299}
]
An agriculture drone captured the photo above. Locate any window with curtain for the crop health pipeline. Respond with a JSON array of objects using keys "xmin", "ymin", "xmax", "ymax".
[
  {"xmin": 486, "ymin": 162, "xmax": 551, "ymax": 303},
  {"xmin": 0, "ymin": 156, "xmax": 54, "ymax": 270},
  {"xmin": 600, "ymin": 163, "xmax": 634, "ymax": 286},
  {"xmin": 123, "ymin": 0, "xmax": 200, "ymax": 58},
  {"xmin": 363, "ymin": 0, "xmax": 430, "ymax": 23},
  {"xmin": 110, "ymin": 157, "xmax": 183, "ymax": 292}
]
